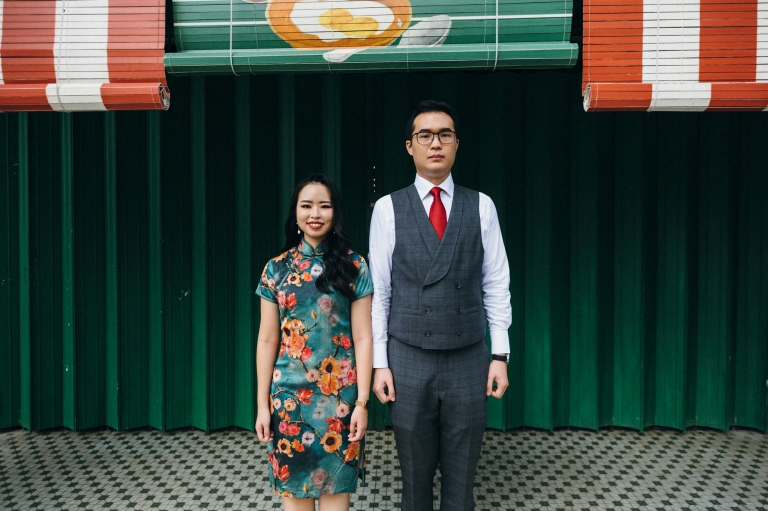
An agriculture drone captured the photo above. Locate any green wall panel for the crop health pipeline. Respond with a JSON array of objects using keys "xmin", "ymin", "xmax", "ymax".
[
  {"xmin": 114, "ymin": 112, "xmax": 152, "ymax": 431},
  {"xmin": 0, "ymin": 114, "xmax": 20, "ymax": 430},
  {"xmin": 0, "ymin": 70, "xmax": 767, "ymax": 435},
  {"xmin": 26, "ymin": 114, "xmax": 65, "ymax": 431}
]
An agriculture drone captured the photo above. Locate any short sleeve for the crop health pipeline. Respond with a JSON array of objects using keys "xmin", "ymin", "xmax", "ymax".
[
  {"xmin": 350, "ymin": 253, "xmax": 374, "ymax": 301},
  {"xmin": 255, "ymin": 259, "xmax": 279, "ymax": 303}
]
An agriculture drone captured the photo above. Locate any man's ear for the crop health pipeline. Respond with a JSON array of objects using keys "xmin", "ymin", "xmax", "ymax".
[{"xmin": 405, "ymin": 140, "xmax": 413, "ymax": 156}]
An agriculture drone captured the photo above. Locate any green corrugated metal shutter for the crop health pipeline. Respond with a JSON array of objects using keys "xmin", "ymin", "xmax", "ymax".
[
  {"xmin": 1, "ymin": 70, "xmax": 767, "ymax": 434},
  {"xmin": 165, "ymin": 0, "xmax": 577, "ymax": 74}
]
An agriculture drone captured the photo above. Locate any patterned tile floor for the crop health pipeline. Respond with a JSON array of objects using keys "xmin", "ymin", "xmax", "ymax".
[{"xmin": 1, "ymin": 426, "xmax": 767, "ymax": 510}]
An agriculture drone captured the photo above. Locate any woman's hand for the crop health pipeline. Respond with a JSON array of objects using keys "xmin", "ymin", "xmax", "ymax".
[
  {"xmin": 347, "ymin": 405, "xmax": 368, "ymax": 442},
  {"xmin": 255, "ymin": 408, "xmax": 273, "ymax": 442}
]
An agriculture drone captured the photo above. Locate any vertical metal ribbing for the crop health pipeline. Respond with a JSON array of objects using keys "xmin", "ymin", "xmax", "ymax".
[
  {"xmin": 323, "ymin": 74, "xmax": 342, "ymax": 190},
  {"xmin": 61, "ymin": 113, "xmax": 76, "ymax": 430},
  {"xmin": 104, "ymin": 112, "xmax": 119, "ymax": 429},
  {"xmin": 190, "ymin": 77, "xmax": 209, "ymax": 431},
  {"xmin": 18, "ymin": 113, "xmax": 31, "ymax": 430},
  {"xmin": 279, "ymin": 75, "xmax": 295, "ymax": 245},
  {"xmin": 147, "ymin": 111, "xmax": 165, "ymax": 430},
  {"xmin": 233, "ymin": 77, "xmax": 254, "ymax": 429}
]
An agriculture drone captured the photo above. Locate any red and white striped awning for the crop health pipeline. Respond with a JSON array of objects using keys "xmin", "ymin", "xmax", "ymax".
[
  {"xmin": 0, "ymin": 0, "xmax": 169, "ymax": 112},
  {"xmin": 583, "ymin": 0, "xmax": 768, "ymax": 111}
]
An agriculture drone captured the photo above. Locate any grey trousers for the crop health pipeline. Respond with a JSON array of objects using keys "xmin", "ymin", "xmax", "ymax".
[{"xmin": 388, "ymin": 337, "xmax": 489, "ymax": 511}]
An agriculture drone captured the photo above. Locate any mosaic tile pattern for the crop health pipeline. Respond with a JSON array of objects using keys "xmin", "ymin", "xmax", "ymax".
[{"xmin": 1, "ymin": 426, "xmax": 767, "ymax": 510}]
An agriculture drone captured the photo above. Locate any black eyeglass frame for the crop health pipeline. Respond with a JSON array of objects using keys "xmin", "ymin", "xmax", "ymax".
[{"xmin": 409, "ymin": 130, "xmax": 458, "ymax": 145}]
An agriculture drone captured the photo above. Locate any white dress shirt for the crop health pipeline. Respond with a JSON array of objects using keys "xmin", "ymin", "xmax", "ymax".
[{"xmin": 368, "ymin": 173, "xmax": 512, "ymax": 368}]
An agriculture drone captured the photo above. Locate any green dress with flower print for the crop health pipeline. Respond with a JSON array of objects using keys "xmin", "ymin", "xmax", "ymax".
[{"xmin": 256, "ymin": 239, "xmax": 373, "ymax": 498}]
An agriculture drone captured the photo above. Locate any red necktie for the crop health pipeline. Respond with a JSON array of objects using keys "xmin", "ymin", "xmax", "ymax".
[{"xmin": 429, "ymin": 187, "xmax": 447, "ymax": 240}]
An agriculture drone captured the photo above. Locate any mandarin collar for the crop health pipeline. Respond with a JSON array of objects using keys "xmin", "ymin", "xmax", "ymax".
[{"xmin": 298, "ymin": 238, "xmax": 327, "ymax": 257}]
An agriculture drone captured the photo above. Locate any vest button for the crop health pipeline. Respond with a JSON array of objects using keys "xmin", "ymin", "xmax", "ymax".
[
  {"xmin": 457, "ymin": 331, "xmax": 462, "ymax": 336},
  {"xmin": 424, "ymin": 331, "xmax": 431, "ymax": 337},
  {"xmin": 457, "ymin": 308, "xmax": 462, "ymax": 314},
  {"xmin": 424, "ymin": 285, "xmax": 431, "ymax": 290},
  {"xmin": 455, "ymin": 283, "xmax": 461, "ymax": 289},
  {"xmin": 425, "ymin": 308, "xmax": 431, "ymax": 314}
]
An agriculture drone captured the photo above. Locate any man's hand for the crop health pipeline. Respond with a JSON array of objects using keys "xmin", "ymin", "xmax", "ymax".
[
  {"xmin": 486, "ymin": 360, "xmax": 509, "ymax": 398},
  {"xmin": 373, "ymin": 368, "xmax": 396, "ymax": 403}
]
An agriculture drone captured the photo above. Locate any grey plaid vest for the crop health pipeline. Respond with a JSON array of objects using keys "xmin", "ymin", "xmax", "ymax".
[{"xmin": 388, "ymin": 184, "xmax": 486, "ymax": 349}]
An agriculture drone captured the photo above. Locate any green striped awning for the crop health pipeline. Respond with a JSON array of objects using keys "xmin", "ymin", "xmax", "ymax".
[{"xmin": 165, "ymin": 0, "xmax": 577, "ymax": 74}]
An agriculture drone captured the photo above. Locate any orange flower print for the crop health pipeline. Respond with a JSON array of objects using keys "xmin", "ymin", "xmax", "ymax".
[
  {"xmin": 276, "ymin": 464, "xmax": 290, "ymax": 482},
  {"xmin": 320, "ymin": 357, "xmax": 342, "ymax": 376},
  {"xmin": 343, "ymin": 441, "xmax": 360, "ymax": 462},
  {"xmin": 284, "ymin": 398, "xmax": 296, "ymax": 412},
  {"xmin": 291, "ymin": 439, "xmax": 305, "ymax": 453},
  {"xmin": 353, "ymin": 260, "xmax": 360, "ymax": 268},
  {"xmin": 317, "ymin": 373, "xmax": 341, "ymax": 396},
  {"xmin": 301, "ymin": 272, "xmax": 313, "ymax": 282},
  {"xmin": 282, "ymin": 319, "xmax": 308, "ymax": 359},
  {"xmin": 321, "ymin": 431, "xmax": 342, "ymax": 454},
  {"xmin": 296, "ymin": 387, "xmax": 314, "ymax": 404},
  {"xmin": 277, "ymin": 438, "xmax": 293, "ymax": 456},
  {"xmin": 326, "ymin": 417, "xmax": 345, "ymax": 433},
  {"xmin": 277, "ymin": 291, "xmax": 298, "ymax": 310},
  {"xmin": 286, "ymin": 273, "xmax": 302, "ymax": 286},
  {"xmin": 274, "ymin": 251, "xmax": 288, "ymax": 261}
]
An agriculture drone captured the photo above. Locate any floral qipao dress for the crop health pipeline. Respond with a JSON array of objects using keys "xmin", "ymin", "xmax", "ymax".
[{"xmin": 256, "ymin": 239, "xmax": 373, "ymax": 498}]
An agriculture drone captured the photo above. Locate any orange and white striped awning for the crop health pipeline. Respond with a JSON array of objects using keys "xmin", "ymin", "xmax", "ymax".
[
  {"xmin": 0, "ymin": 0, "xmax": 169, "ymax": 112},
  {"xmin": 583, "ymin": 0, "xmax": 768, "ymax": 111}
]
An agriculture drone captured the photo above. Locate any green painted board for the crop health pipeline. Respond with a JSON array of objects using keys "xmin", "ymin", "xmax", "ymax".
[{"xmin": 169, "ymin": 0, "xmax": 575, "ymax": 73}]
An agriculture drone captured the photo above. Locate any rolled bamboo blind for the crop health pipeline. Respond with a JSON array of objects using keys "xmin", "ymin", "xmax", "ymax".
[
  {"xmin": 0, "ymin": 0, "xmax": 169, "ymax": 112},
  {"xmin": 582, "ymin": 0, "xmax": 768, "ymax": 111},
  {"xmin": 166, "ymin": 0, "xmax": 578, "ymax": 75}
]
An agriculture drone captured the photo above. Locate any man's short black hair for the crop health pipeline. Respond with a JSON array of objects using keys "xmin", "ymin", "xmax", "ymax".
[{"xmin": 405, "ymin": 100, "xmax": 458, "ymax": 141}]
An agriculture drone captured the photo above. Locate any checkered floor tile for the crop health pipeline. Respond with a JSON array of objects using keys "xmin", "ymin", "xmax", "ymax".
[{"xmin": 1, "ymin": 426, "xmax": 766, "ymax": 510}]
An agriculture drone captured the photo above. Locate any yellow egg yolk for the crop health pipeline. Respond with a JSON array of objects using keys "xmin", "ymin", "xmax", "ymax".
[{"xmin": 319, "ymin": 8, "xmax": 380, "ymax": 37}]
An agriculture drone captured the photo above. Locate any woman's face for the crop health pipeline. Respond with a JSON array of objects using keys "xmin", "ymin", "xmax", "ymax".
[{"xmin": 296, "ymin": 183, "xmax": 334, "ymax": 247}]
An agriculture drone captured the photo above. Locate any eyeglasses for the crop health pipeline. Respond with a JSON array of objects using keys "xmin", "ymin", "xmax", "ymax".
[{"xmin": 411, "ymin": 130, "xmax": 457, "ymax": 145}]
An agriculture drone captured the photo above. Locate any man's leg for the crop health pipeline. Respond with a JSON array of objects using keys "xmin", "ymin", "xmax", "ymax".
[
  {"xmin": 438, "ymin": 341, "xmax": 489, "ymax": 511},
  {"xmin": 388, "ymin": 338, "xmax": 441, "ymax": 511}
]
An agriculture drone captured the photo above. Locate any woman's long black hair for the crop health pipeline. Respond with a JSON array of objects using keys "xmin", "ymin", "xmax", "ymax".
[{"xmin": 281, "ymin": 174, "xmax": 359, "ymax": 299}]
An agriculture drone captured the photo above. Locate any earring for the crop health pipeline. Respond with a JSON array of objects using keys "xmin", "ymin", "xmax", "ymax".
[{"xmin": 297, "ymin": 224, "xmax": 301, "ymax": 235}]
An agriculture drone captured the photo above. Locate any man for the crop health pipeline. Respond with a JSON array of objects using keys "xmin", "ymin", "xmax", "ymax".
[{"xmin": 368, "ymin": 100, "xmax": 512, "ymax": 511}]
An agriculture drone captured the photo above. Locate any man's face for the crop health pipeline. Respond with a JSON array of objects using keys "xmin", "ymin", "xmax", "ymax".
[{"xmin": 406, "ymin": 111, "xmax": 459, "ymax": 184}]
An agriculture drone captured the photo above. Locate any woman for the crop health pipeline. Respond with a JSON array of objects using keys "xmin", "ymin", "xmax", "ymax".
[{"xmin": 255, "ymin": 174, "xmax": 373, "ymax": 511}]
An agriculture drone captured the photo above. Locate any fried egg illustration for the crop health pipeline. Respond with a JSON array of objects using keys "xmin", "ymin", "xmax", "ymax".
[{"xmin": 266, "ymin": 0, "xmax": 412, "ymax": 49}]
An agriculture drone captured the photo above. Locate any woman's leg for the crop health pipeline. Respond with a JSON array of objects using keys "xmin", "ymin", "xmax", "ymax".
[
  {"xmin": 318, "ymin": 492, "xmax": 350, "ymax": 511},
  {"xmin": 284, "ymin": 496, "xmax": 316, "ymax": 511}
]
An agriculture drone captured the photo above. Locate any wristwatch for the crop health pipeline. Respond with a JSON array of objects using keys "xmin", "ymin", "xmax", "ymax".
[
  {"xmin": 354, "ymin": 400, "xmax": 370, "ymax": 410},
  {"xmin": 492, "ymin": 354, "xmax": 509, "ymax": 364}
]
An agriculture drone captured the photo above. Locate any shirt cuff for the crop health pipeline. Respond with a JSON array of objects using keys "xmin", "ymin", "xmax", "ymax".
[
  {"xmin": 489, "ymin": 329, "xmax": 510, "ymax": 356},
  {"xmin": 372, "ymin": 341, "xmax": 389, "ymax": 369}
]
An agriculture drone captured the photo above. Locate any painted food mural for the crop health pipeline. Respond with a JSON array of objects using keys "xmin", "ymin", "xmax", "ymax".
[
  {"xmin": 247, "ymin": 0, "xmax": 451, "ymax": 62},
  {"xmin": 169, "ymin": 0, "xmax": 578, "ymax": 72}
]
